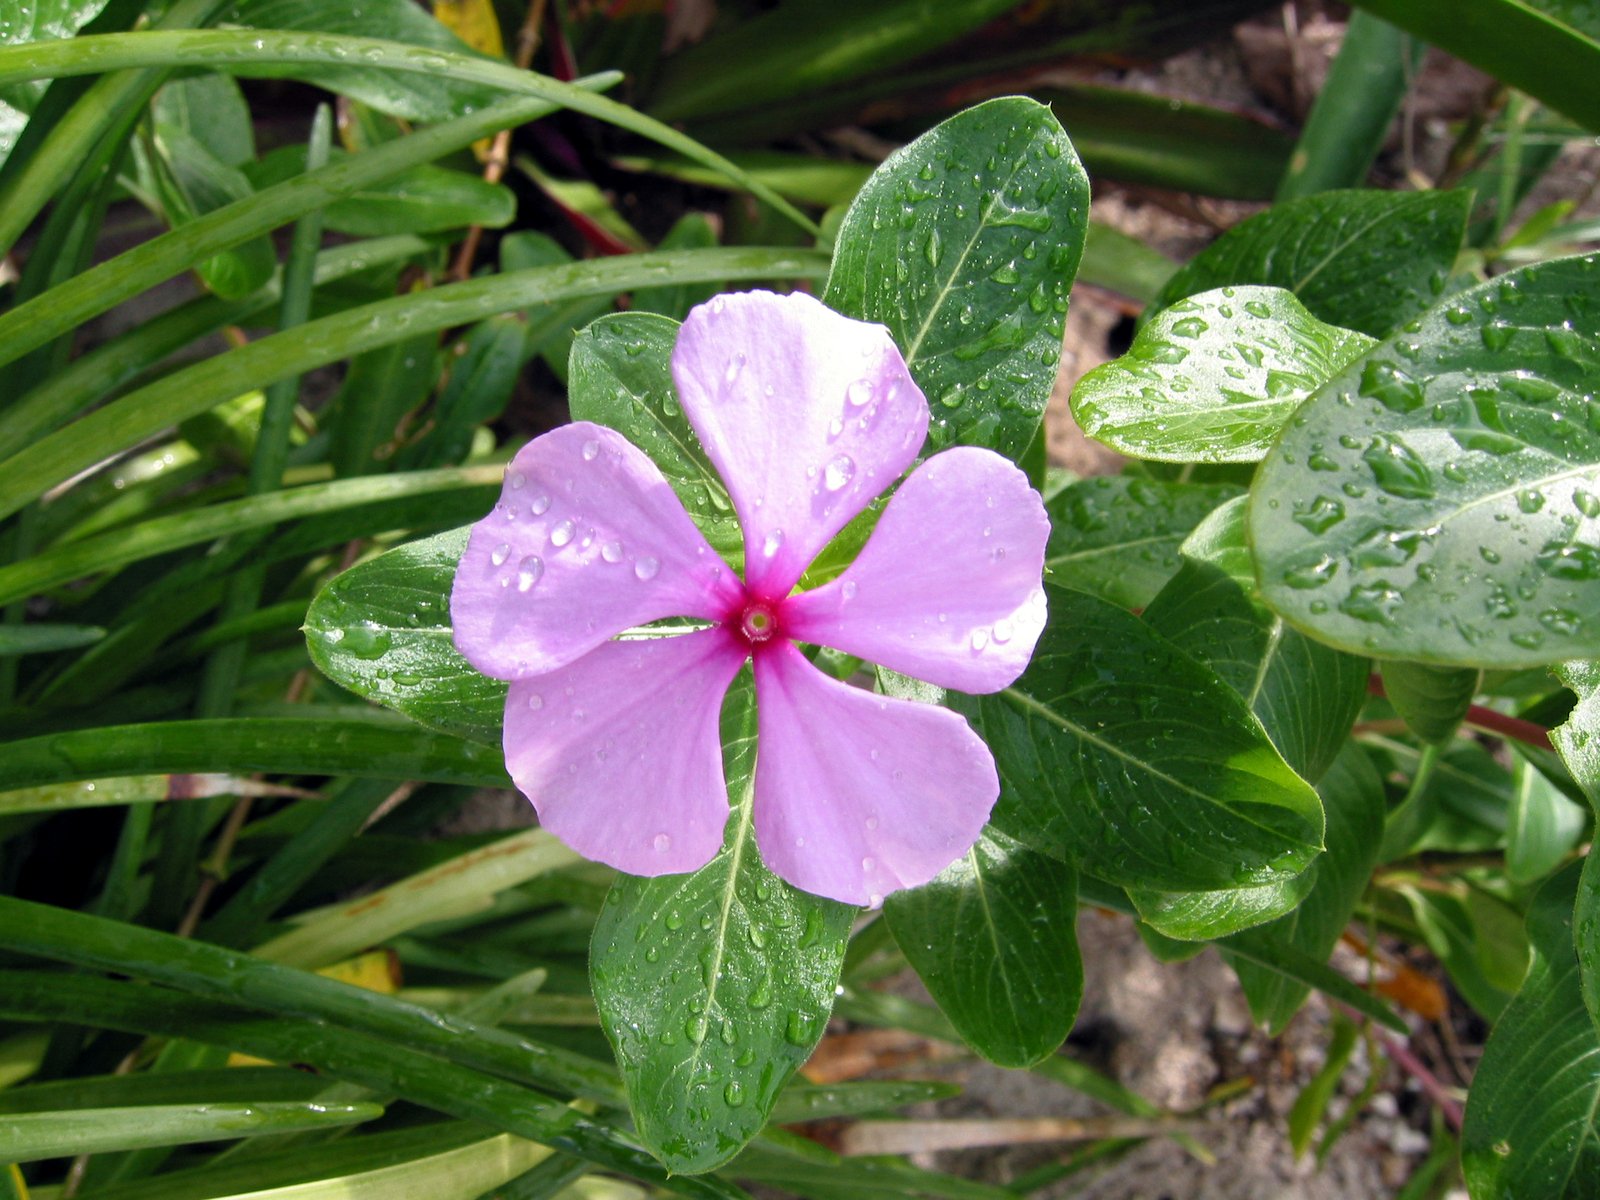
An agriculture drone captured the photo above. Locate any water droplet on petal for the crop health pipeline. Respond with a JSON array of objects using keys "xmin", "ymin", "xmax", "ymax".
[
  {"xmin": 823, "ymin": 454, "xmax": 855, "ymax": 491},
  {"xmin": 971, "ymin": 628, "xmax": 990, "ymax": 651},
  {"xmin": 827, "ymin": 416, "xmax": 845, "ymax": 439},
  {"xmin": 653, "ymin": 833, "xmax": 671, "ymax": 853},
  {"xmin": 527, "ymin": 693, "xmax": 544, "ymax": 710},
  {"xmin": 530, "ymin": 493, "xmax": 551, "ymax": 515},
  {"xmin": 550, "ymin": 519, "xmax": 575, "ymax": 547},
  {"xmin": 992, "ymin": 618, "xmax": 1013, "ymax": 643},
  {"xmin": 762, "ymin": 530, "xmax": 785, "ymax": 558},
  {"xmin": 847, "ymin": 378, "xmax": 875, "ymax": 407},
  {"xmin": 582, "ymin": 439, "xmax": 600, "ymax": 461},
  {"xmin": 724, "ymin": 352, "xmax": 746, "ymax": 385},
  {"xmin": 601, "ymin": 540, "xmax": 624, "ymax": 563},
  {"xmin": 516, "ymin": 555, "xmax": 543, "ymax": 591},
  {"xmin": 508, "ymin": 471, "xmax": 526, "ymax": 490},
  {"xmin": 490, "ymin": 543, "xmax": 511, "ymax": 566},
  {"xmin": 841, "ymin": 580, "xmax": 858, "ymax": 600},
  {"xmin": 635, "ymin": 556, "xmax": 661, "ymax": 581}
]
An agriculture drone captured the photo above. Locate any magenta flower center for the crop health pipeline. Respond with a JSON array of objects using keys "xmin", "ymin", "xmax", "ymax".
[{"xmin": 735, "ymin": 599, "xmax": 781, "ymax": 647}]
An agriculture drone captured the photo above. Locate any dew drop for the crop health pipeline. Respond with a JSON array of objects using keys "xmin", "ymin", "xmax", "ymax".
[
  {"xmin": 991, "ymin": 618, "xmax": 1014, "ymax": 643},
  {"xmin": 846, "ymin": 378, "xmax": 875, "ymax": 407},
  {"xmin": 550, "ymin": 519, "xmax": 575, "ymax": 547},
  {"xmin": 724, "ymin": 352, "xmax": 746, "ymax": 386},
  {"xmin": 527, "ymin": 692, "xmax": 544, "ymax": 710},
  {"xmin": 841, "ymin": 580, "xmax": 858, "ymax": 600},
  {"xmin": 762, "ymin": 530, "xmax": 785, "ymax": 558},
  {"xmin": 971, "ymin": 628, "xmax": 990, "ymax": 651},
  {"xmin": 601, "ymin": 540, "xmax": 624, "ymax": 563},
  {"xmin": 824, "ymin": 454, "xmax": 856, "ymax": 491},
  {"xmin": 508, "ymin": 470, "xmax": 526, "ymax": 489},
  {"xmin": 861, "ymin": 856, "xmax": 875, "ymax": 872},
  {"xmin": 724, "ymin": 1081, "xmax": 746, "ymax": 1108},
  {"xmin": 827, "ymin": 416, "xmax": 845, "ymax": 438},
  {"xmin": 490, "ymin": 543, "xmax": 511, "ymax": 566},
  {"xmin": 635, "ymin": 556, "xmax": 661, "ymax": 581},
  {"xmin": 653, "ymin": 832, "xmax": 671, "ymax": 853},
  {"xmin": 516, "ymin": 555, "xmax": 544, "ymax": 592},
  {"xmin": 582, "ymin": 439, "xmax": 600, "ymax": 461},
  {"xmin": 530, "ymin": 493, "xmax": 551, "ymax": 515}
]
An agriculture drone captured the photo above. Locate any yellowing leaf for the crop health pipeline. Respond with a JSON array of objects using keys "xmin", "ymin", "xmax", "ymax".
[{"xmin": 432, "ymin": 0, "xmax": 505, "ymax": 58}]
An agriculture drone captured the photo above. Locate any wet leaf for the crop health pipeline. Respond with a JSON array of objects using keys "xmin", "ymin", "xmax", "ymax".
[
  {"xmin": 590, "ymin": 680, "xmax": 855, "ymax": 1174},
  {"xmin": 885, "ymin": 828, "xmax": 1081, "ymax": 1068},
  {"xmin": 305, "ymin": 528, "xmax": 506, "ymax": 744},
  {"xmin": 824, "ymin": 96, "xmax": 1089, "ymax": 461},
  {"xmin": 960, "ymin": 585, "xmax": 1325, "ymax": 894},
  {"xmin": 1226, "ymin": 745, "xmax": 1386, "ymax": 1031},
  {"xmin": 1073, "ymin": 285, "xmax": 1374, "ymax": 462},
  {"xmin": 1462, "ymin": 863, "xmax": 1600, "ymax": 1197},
  {"xmin": 1044, "ymin": 476, "xmax": 1243, "ymax": 609},
  {"xmin": 1381, "ymin": 660, "xmax": 1480, "ymax": 744},
  {"xmin": 1252, "ymin": 253, "xmax": 1600, "ymax": 668},
  {"xmin": 1156, "ymin": 189, "xmax": 1471, "ymax": 337}
]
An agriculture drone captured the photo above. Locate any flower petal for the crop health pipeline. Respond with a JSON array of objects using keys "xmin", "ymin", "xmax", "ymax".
[
  {"xmin": 452, "ymin": 422, "xmax": 743, "ymax": 679},
  {"xmin": 672, "ymin": 290, "xmax": 928, "ymax": 598},
  {"xmin": 783, "ymin": 446, "xmax": 1049, "ymax": 693},
  {"xmin": 751, "ymin": 641, "xmax": 997, "ymax": 905},
  {"xmin": 504, "ymin": 628, "xmax": 747, "ymax": 876}
]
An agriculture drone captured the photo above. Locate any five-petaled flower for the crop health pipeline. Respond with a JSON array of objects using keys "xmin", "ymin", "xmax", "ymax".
[{"xmin": 451, "ymin": 290, "xmax": 1049, "ymax": 905}]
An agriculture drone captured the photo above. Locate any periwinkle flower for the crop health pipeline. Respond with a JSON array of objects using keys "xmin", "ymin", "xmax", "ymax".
[{"xmin": 451, "ymin": 290, "xmax": 1048, "ymax": 905}]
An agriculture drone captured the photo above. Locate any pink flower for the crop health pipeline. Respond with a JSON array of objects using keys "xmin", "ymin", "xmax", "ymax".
[{"xmin": 451, "ymin": 290, "xmax": 1048, "ymax": 905}]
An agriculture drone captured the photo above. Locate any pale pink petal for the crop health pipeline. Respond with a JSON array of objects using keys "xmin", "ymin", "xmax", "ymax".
[
  {"xmin": 751, "ymin": 641, "xmax": 997, "ymax": 905},
  {"xmin": 672, "ymin": 291, "xmax": 928, "ymax": 599},
  {"xmin": 504, "ymin": 629, "xmax": 747, "ymax": 875},
  {"xmin": 452, "ymin": 422, "xmax": 743, "ymax": 679},
  {"xmin": 783, "ymin": 447, "xmax": 1048, "ymax": 694}
]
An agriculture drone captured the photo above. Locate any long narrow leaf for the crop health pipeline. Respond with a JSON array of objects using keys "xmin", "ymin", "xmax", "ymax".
[
  {"xmin": 0, "ymin": 1101, "xmax": 381, "ymax": 1161},
  {"xmin": 0, "ymin": 247, "xmax": 829, "ymax": 523}
]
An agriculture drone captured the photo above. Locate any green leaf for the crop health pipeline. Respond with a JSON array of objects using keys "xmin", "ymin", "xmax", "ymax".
[
  {"xmin": 1554, "ymin": 662, "xmax": 1600, "ymax": 1028},
  {"xmin": 328, "ymin": 331, "xmax": 439, "ymax": 477},
  {"xmin": 249, "ymin": 148, "xmax": 517, "ymax": 236},
  {"xmin": 648, "ymin": 0, "xmax": 1024, "ymax": 124},
  {"xmin": 767, "ymin": 1080, "xmax": 959, "ymax": 1124},
  {"xmin": 567, "ymin": 312, "xmax": 740, "ymax": 556},
  {"xmin": 0, "ymin": 717, "xmax": 510, "ymax": 791},
  {"xmin": 0, "ymin": 0, "xmax": 110, "ymax": 170},
  {"xmin": 1130, "ymin": 870, "xmax": 1316, "ymax": 943},
  {"xmin": 1507, "ymin": 758, "xmax": 1588, "ymax": 885},
  {"xmin": 1395, "ymin": 885, "xmax": 1518, "ymax": 1021},
  {"xmin": 0, "ymin": 465, "xmax": 500, "ymax": 607},
  {"xmin": 147, "ymin": 123, "xmax": 276, "ymax": 299},
  {"xmin": 0, "ymin": 1101, "xmax": 382, "ymax": 1161},
  {"xmin": 589, "ymin": 680, "xmax": 855, "ymax": 1174},
  {"xmin": 0, "ymin": 247, "xmax": 829, "ymax": 524},
  {"xmin": 1072, "ymin": 286, "xmax": 1374, "ymax": 463},
  {"xmin": 399, "ymin": 314, "xmax": 526, "ymax": 470},
  {"xmin": 631, "ymin": 212, "xmax": 721, "ymax": 322},
  {"xmin": 0, "ymin": 621, "xmax": 103, "ymax": 655},
  {"xmin": 305, "ymin": 528, "xmax": 506, "ymax": 744},
  {"xmin": 961, "ymin": 585, "xmax": 1324, "ymax": 893},
  {"xmin": 1227, "ymin": 744, "xmax": 1386, "ymax": 1031},
  {"xmin": 1251, "ymin": 253, "xmax": 1600, "ymax": 667},
  {"xmin": 1357, "ymin": 0, "xmax": 1600, "ymax": 133},
  {"xmin": 1043, "ymin": 476, "xmax": 1243, "ymax": 609},
  {"xmin": 1155, "ymin": 190, "xmax": 1471, "ymax": 337},
  {"xmin": 1146, "ymin": 540, "xmax": 1369, "ymax": 786},
  {"xmin": 884, "ymin": 828, "xmax": 1081, "ymax": 1068},
  {"xmin": 823, "ymin": 96, "xmax": 1088, "ymax": 460},
  {"xmin": 1462, "ymin": 863, "xmax": 1600, "ymax": 1197},
  {"xmin": 1381, "ymin": 660, "xmax": 1481, "ymax": 744},
  {"xmin": 222, "ymin": 0, "xmax": 498, "ymax": 120},
  {"xmin": 153, "ymin": 72, "xmax": 255, "ymax": 167},
  {"xmin": 1276, "ymin": 12, "xmax": 1423, "ymax": 199}
]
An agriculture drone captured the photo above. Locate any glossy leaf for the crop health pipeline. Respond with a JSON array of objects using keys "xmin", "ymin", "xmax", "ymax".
[
  {"xmin": 1043, "ymin": 476, "xmax": 1243, "ymax": 609},
  {"xmin": 1156, "ymin": 189, "xmax": 1472, "ymax": 337},
  {"xmin": 961, "ymin": 585, "xmax": 1325, "ymax": 893},
  {"xmin": 1556, "ymin": 661, "xmax": 1600, "ymax": 1029},
  {"xmin": 1462, "ymin": 864, "xmax": 1600, "ymax": 1197},
  {"xmin": 306, "ymin": 528, "xmax": 506, "ymax": 744},
  {"xmin": 0, "ymin": 0, "xmax": 109, "ymax": 169},
  {"xmin": 884, "ymin": 828, "xmax": 1081, "ymax": 1068},
  {"xmin": 823, "ymin": 96, "xmax": 1088, "ymax": 460},
  {"xmin": 1074, "ymin": 286, "xmax": 1373, "ymax": 462},
  {"xmin": 249, "ymin": 148, "xmax": 517, "ymax": 236},
  {"xmin": 1381, "ymin": 660, "xmax": 1481, "ymax": 744},
  {"xmin": 1357, "ymin": 0, "xmax": 1600, "ymax": 132},
  {"xmin": 1131, "ymin": 869, "xmax": 1316, "ymax": 943},
  {"xmin": 0, "ymin": 717, "xmax": 509, "ymax": 791},
  {"xmin": 590, "ymin": 682, "xmax": 855, "ymax": 1174},
  {"xmin": 1227, "ymin": 745, "xmax": 1386, "ymax": 1031},
  {"xmin": 1506, "ymin": 757, "xmax": 1587, "ymax": 884},
  {"xmin": 1251, "ymin": 253, "xmax": 1600, "ymax": 667},
  {"xmin": 0, "ymin": 247, "xmax": 829, "ymax": 524},
  {"xmin": 567, "ymin": 312, "xmax": 740, "ymax": 556},
  {"xmin": 0, "ymin": 1101, "xmax": 382, "ymax": 1161},
  {"xmin": 1144, "ymin": 555, "xmax": 1369, "ymax": 785}
]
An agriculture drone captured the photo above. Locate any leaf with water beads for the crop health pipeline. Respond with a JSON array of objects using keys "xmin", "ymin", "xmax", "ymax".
[
  {"xmin": 1252, "ymin": 252, "xmax": 1600, "ymax": 668},
  {"xmin": 589, "ymin": 679, "xmax": 854, "ymax": 1174},
  {"xmin": 1072, "ymin": 285, "xmax": 1374, "ymax": 463}
]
